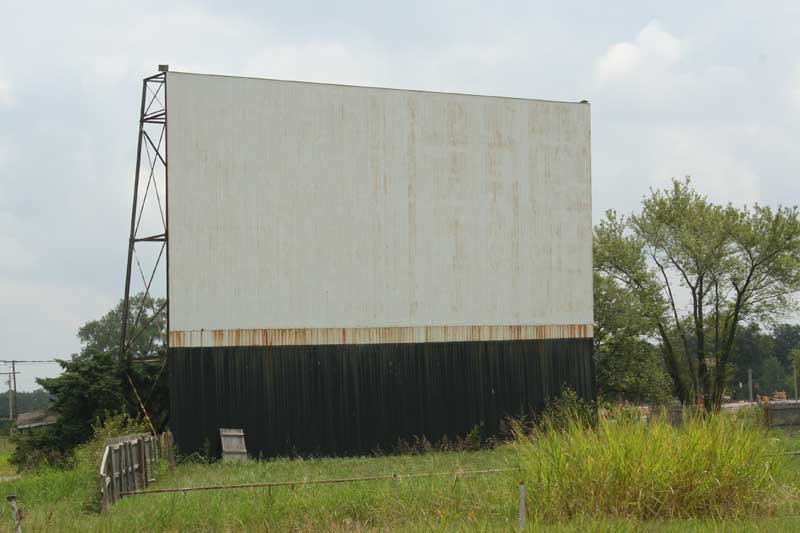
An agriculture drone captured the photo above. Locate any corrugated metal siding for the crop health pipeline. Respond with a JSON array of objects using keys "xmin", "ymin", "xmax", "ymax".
[
  {"xmin": 166, "ymin": 72, "xmax": 592, "ymax": 336},
  {"xmin": 169, "ymin": 323, "xmax": 593, "ymax": 348},
  {"xmin": 169, "ymin": 338, "xmax": 595, "ymax": 457}
]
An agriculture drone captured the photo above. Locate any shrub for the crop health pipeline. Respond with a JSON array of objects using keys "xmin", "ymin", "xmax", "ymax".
[
  {"xmin": 6, "ymin": 413, "xmax": 149, "ymax": 515},
  {"xmin": 515, "ymin": 409, "xmax": 787, "ymax": 520},
  {"xmin": 9, "ymin": 426, "xmax": 70, "ymax": 471},
  {"xmin": 538, "ymin": 387, "xmax": 597, "ymax": 430},
  {"xmin": 10, "ymin": 411, "xmax": 148, "ymax": 472},
  {"xmin": 72, "ymin": 413, "xmax": 149, "ymax": 470}
]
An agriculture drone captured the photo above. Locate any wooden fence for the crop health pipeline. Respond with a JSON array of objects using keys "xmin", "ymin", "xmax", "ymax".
[{"xmin": 99, "ymin": 432, "xmax": 174, "ymax": 506}]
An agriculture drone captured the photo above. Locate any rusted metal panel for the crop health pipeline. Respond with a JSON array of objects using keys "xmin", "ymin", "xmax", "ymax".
[
  {"xmin": 169, "ymin": 323, "xmax": 594, "ymax": 348},
  {"xmin": 166, "ymin": 72, "xmax": 592, "ymax": 337}
]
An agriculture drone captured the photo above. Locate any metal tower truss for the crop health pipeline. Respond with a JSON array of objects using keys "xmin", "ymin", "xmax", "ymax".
[{"xmin": 120, "ymin": 68, "xmax": 168, "ymax": 359}]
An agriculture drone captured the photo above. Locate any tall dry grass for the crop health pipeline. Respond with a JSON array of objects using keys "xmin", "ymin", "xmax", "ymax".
[{"xmin": 515, "ymin": 407, "xmax": 788, "ymax": 521}]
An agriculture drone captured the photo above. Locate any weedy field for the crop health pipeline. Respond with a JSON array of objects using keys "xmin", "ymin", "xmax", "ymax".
[
  {"xmin": 0, "ymin": 410, "xmax": 799, "ymax": 531},
  {"xmin": 0, "ymin": 437, "xmax": 17, "ymax": 479}
]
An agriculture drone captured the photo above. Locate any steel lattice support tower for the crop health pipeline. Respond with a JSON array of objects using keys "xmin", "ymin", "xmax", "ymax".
[{"xmin": 120, "ymin": 68, "xmax": 168, "ymax": 362}]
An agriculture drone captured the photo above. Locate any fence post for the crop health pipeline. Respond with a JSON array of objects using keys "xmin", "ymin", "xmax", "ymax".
[
  {"xmin": 122, "ymin": 444, "xmax": 129, "ymax": 495},
  {"xmin": 131, "ymin": 440, "xmax": 138, "ymax": 490},
  {"xmin": 117, "ymin": 444, "xmax": 123, "ymax": 496},
  {"xmin": 99, "ymin": 473, "xmax": 107, "ymax": 509},
  {"xmin": 123, "ymin": 443, "xmax": 129, "ymax": 493},
  {"xmin": 137, "ymin": 438, "xmax": 146, "ymax": 488},
  {"xmin": 166, "ymin": 432, "xmax": 175, "ymax": 470},
  {"xmin": 130, "ymin": 441, "xmax": 137, "ymax": 490},
  {"xmin": 110, "ymin": 445, "xmax": 118, "ymax": 503},
  {"xmin": 99, "ymin": 445, "xmax": 111, "ymax": 509},
  {"xmin": 126, "ymin": 442, "xmax": 133, "ymax": 492},
  {"xmin": 133, "ymin": 441, "xmax": 138, "ymax": 487},
  {"xmin": 6, "ymin": 495, "xmax": 21, "ymax": 533},
  {"xmin": 518, "ymin": 481, "xmax": 526, "ymax": 532},
  {"xmin": 149, "ymin": 437, "xmax": 154, "ymax": 479}
]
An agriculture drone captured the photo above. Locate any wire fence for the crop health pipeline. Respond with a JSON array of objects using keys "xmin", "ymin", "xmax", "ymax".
[{"xmin": 119, "ymin": 467, "xmax": 519, "ymax": 497}]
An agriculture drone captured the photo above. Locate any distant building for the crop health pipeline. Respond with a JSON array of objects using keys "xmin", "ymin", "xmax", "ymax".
[{"xmin": 15, "ymin": 410, "xmax": 58, "ymax": 430}]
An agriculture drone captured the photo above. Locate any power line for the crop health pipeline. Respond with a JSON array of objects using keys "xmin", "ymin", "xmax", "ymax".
[{"xmin": 0, "ymin": 360, "xmax": 60, "ymax": 364}]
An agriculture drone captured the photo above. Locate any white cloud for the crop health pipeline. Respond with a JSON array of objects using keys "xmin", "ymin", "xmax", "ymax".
[
  {"xmin": 649, "ymin": 126, "xmax": 762, "ymax": 207},
  {"xmin": 594, "ymin": 20, "xmax": 686, "ymax": 87},
  {"xmin": 0, "ymin": 198, "xmax": 35, "ymax": 268},
  {"xmin": 0, "ymin": 233, "xmax": 35, "ymax": 269},
  {"xmin": 242, "ymin": 42, "xmax": 386, "ymax": 87},
  {"xmin": 790, "ymin": 63, "xmax": 800, "ymax": 111},
  {"xmin": 0, "ymin": 81, "xmax": 10, "ymax": 106},
  {"xmin": 636, "ymin": 21, "xmax": 685, "ymax": 65},
  {"xmin": 0, "ymin": 279, "xmax": 112, "ymax": 389},
  {"xmin": 595, "ymin": 42, "xmax": 643, "ymax": 85},
  {"xmin": 0, "ymin": 65, "xmax": 11, "ymax": 106}
]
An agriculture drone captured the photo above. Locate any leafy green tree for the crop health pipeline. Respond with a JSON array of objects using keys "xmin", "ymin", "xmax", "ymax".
[
  {"xmin": 756, "ymin": 355, "xmax": 786, "ymax": 397},
  {"xmin": 787, "ymin": 348, "xmax": 800, "ymax": 400},
  {"xmin": 729, "ymin": 323, "xmax": 774, "ymax": 400},
  {"xmin": 772, "ymin": 324, "xmax": 800, "ymax": 368},
  {"xmin": 595, "ymin": 178, "xmax": 800, "ymax": 410},
  {"xmin": 11, "ymin": 293, "xmax": 168, "ymax": 467},
  {"xmin": 594, "ymin": 273, "xmax": 671, "ymax": 404}
]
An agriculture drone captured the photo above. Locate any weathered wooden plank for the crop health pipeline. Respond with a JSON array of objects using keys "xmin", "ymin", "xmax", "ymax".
[
  {"xmin": 110, "ymin": 445, "xmax": 119, "ymax": 503},
  {"xmin": 220, "ymin": 428, "xmax": 248, "ymax": 462},
  {"xmin": 99, "ymin": 445, "xmax": 111, "ymax": 507},
  {"xmin": 100, "ymin": 433, "xmax": 174, "ymax": 508}
]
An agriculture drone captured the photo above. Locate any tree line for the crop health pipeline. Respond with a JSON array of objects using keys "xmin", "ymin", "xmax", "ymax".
[{"xmin": 595, "ymin": 178, "xmax": 800, "ymax": 408}]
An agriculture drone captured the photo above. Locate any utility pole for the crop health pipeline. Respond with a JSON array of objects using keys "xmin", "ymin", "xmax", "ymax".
[
  {"xmin": 0, "ymin": 372, "xmax": 21, "ymax": 421},
  {"xmin": 11, "ymin": 361, "xmax": 16, "ymax": 420},
  {"xmin": 748, "ymin": 368, "xmax": 753, "ymax": 403},
  {"xmin": 794, "ymin": 360, "xmax": 798, "ymax": 402},
  {"xmin": 0, "ymin": 359, "xmax": 59, "ymax": 420}
]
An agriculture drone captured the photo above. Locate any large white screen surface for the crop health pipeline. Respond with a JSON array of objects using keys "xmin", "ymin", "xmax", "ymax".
[{"xmin": 166, "ymin": 72, "xmax": 592, "ymax": 341}]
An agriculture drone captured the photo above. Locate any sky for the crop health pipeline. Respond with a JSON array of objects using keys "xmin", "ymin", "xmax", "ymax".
[{"xmin": 1, "ymin": 1, "xmax": 799, "ymax": 390}]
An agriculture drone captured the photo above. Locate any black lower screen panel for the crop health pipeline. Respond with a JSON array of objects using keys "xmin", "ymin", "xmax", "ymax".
[{"xmin": 168, "ymin": 338, "xmax": 594, "ymax": 457}]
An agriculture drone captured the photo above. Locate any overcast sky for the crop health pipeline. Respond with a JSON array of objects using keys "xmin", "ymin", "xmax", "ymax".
[{"xmin": 1, "ymin": 1, "xmax": 799, "ymax": 390}]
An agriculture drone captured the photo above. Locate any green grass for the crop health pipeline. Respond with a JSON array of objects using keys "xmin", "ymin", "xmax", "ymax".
[
  {"xmin": 0, "ymin": 436, "xmax": 16, "ymax": 478},
  {"xmin": 0, "ymin": 411, "xmax": 798, "ymax": 531}
]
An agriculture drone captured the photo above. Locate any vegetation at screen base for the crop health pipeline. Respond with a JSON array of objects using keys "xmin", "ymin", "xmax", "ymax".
[
  {"xmin": 0, "ymin": 435, "xmax": 16, "ymax": 477},
  {"xmin": 594, "ymin": 178, "xmax": 800, "ymax": 409},
  {"xmin": 536, "ymin": 387, "xmax": 597, "ymax": 431},
  {"xmin": 4, "ymin": 414, "xmax": 148, "ymax": 520},
  {"xmin": 9, "ymin": 293, "xmax": 169, "ymax": 469},
  {"xmin": 516, "ymin": 405, "xmax": 791, "ymax": 521},
  {"xmin": 0, "ymin": 401, "xmax": 797, "ymax": 531}
]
